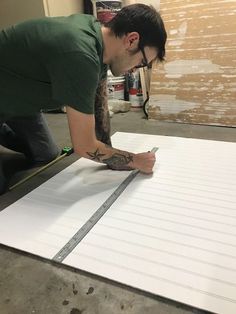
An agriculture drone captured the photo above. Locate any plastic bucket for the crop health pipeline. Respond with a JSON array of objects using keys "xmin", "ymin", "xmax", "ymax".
[
  {"xmin": 96, "ymin": 0, "xmax": 122, "ymax": 23},
  {"xmin": 107, "ymin": 74, "xmax": 125, "ymax": 100}
]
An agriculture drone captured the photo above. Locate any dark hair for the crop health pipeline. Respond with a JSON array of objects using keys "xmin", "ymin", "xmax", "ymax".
[{"xmin": 104, "ymin": 3, "xmax": 167, "ymax": 62}]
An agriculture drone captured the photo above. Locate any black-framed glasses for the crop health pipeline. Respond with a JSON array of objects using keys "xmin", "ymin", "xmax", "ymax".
[{"xmin": 135, "ymin": 46, "xmax": 149, "ymax": 69}]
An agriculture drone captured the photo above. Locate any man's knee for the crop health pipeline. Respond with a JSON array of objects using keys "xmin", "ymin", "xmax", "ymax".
[
  {"xmin": 5, "ymin": 114, "xmax": 60, "ymax": 165},
  {"xmin": 31, "ymin": 144, "xmax": 60, "ymax": 165}
]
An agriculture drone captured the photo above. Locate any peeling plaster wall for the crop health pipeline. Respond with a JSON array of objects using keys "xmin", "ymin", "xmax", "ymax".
[{"xmin": 148, "ymin": 0, "xmax": 236, "ymax": 126}]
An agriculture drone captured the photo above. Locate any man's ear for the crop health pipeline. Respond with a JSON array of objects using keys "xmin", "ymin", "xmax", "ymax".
[{"xmin": 124, "ymin": 32, "xmax": 140, "ymax": 50}]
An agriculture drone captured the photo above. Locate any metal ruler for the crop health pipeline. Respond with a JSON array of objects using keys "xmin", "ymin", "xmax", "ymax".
[{"xmin": 53, "ymin": 147, "xmax": 158, "ymax": 262}]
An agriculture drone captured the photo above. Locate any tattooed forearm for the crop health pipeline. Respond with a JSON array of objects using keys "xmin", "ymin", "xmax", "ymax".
[
  {"xmin": 86, "ymin": 148, "xmax": 134, "ymax": 170},
  {"xmin": 103, "ymin": 153, "xmax": 134, "ymax": 170},
  {"xmin": 94, "ymin": 79, "xmax": 112, "ymax": 146},
  {"xmin": 86, "ymin": 149, "xmax": 106, "ymax": 162}
]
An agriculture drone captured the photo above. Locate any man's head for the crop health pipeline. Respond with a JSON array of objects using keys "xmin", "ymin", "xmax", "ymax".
[{"xmin": 102, "ymin": 3, "xmax": 167, "ymax": 76}]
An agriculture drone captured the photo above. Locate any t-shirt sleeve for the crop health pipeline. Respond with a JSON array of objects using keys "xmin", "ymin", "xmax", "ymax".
[{"xmin": 46, "ymin": 52, "xmax": 100, "ymax": 114}]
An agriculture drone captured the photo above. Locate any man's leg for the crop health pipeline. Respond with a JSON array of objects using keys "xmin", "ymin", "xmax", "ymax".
[
  {"xmin": 0, "ymin": 113, "xmax": 60, "ymax": 194},
  {"xmin": 3, "ymin": 113, "xmax": 60, "ymax": 164}
]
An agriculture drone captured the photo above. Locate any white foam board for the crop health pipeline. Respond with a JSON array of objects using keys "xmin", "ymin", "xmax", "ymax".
[{"xmin": 0, "ymin": 132, "xmax": 236, "ymax": 313}]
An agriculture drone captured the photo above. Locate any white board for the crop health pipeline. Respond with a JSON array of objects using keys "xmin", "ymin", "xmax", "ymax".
[{"xmin": 0, "ymin": 132, "xmax": 236, "ymax": 314}]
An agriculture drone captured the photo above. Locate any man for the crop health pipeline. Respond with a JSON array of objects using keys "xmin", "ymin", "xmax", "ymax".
[{"xmin": 0, "ymin": 3, "xmax": 167, "ymax": 194}]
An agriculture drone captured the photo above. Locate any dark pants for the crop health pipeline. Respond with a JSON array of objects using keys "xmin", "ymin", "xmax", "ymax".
[{"xmin": 0, "ymin": 113, "xmax": 60, "ymax": 193}]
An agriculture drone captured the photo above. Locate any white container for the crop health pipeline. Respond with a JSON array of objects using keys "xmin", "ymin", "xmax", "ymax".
[
  {"xmin": 95, "ymin": 0, "xmax": 122, "ymax": 23},
  {"xmin": 128, "ymin": 69, "xmax": 143, "ymax": 109},
  {"xmin": 107, "ymin": 75, "xmax": 125, "ymax": 100},
  {"xmin": 129, "ymin": 92, "xmax": 143, "ymax": 110}
]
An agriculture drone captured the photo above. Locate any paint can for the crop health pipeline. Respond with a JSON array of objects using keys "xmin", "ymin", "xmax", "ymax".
[
  {"xmin": 128, "ymin": 69, "xmax": 144, "ymax": 110},
  {"xmin": 107, "ymin": 71, "xmax": 125, "ymax": 100},
  {"xmin": 95, "ymin": 0, "xmax": 122, "ymax": 23}
]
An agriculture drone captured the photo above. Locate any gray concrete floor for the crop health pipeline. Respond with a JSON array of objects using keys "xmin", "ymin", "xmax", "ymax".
[{"xmin": 0, "ymin": 110, "xmax": 235, "ymax": 314}]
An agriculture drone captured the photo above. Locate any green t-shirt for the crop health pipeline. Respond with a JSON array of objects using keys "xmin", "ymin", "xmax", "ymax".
[{"xmin": 0, "ymin": 14, "xmax": 107, "ymax": 118}]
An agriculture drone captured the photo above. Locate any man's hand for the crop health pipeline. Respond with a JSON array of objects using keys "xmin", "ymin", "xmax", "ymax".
[{"xmin": 132, "ymin": 152, "xmax": 156, "ymax": 174}]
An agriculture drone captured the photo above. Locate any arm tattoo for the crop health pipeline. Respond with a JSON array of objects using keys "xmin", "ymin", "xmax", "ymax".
[
  {"xmin": 86, "ymin": 149, "xmax": 106, "ymax": 162},
  {"xmin": 103, "ymin": 153, "xmax": 133, "ymax": 170},
  {"xmin": 94, "ymin": 78, "xmax": 112, "ymax": 146},
  {"xmin": 86, "ymin": 149, "xmax": 134, "ymax": 170}
]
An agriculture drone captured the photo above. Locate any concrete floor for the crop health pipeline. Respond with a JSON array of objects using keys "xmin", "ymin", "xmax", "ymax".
[{"xmin": 0, "ymin": 110, "xmax": 235, "ymax": 314}]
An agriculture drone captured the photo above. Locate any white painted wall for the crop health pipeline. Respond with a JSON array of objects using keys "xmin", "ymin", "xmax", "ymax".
[
  {"xmin": 0, "ymin": 0, "xmax": 84, "ymax": 29},
  {"xmin": 45, "ymin": 0, "xmax": 84, "ymax": 17},
  {"xmin": 0, "ymin": 0, "xmax": 45, "ymax": 29}
]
